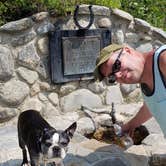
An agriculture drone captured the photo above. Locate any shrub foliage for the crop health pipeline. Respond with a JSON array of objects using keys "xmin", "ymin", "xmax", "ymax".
[
  {"xmin": 0, "ymin": 0, "xmax": 120, "ymax": 25},
  {"xmin": 0, "ymin": 0, "xmax": 165, "ymax": 30},
  {"xmin": 121, "ymin": 0, "xmax": 166, "ymax": 30}
]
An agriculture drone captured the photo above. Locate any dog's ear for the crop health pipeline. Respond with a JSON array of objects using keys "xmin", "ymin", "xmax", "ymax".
[{"xmin": 65, "ymin": 122, "xmax": 77, "ymax": 139}]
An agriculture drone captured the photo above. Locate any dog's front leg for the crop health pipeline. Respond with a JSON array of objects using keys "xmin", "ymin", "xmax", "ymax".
[
  {"xmin": 20, "ymin": 148, "xmax": 30, "ymax": 166},
  {"xmin": 49, "ymin": 162, "xmax": 56, "ymax": 166},
  {"xmin": 29, "ymin": 154, "xmax": 40, "ymax": 166},
  {"xmin": 44, "ymin": 161, "xmax": 47, "ymax": 166},
  {"xmin": 30, "ymin": 160, "xmax": 41, "ymax": 166},
  {"xmin": 30, "ymin": 159, "xmax": 38, "ymax": 166}
]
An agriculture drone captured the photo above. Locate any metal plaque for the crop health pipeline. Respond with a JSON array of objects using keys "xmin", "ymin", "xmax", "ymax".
[
  {"xmin": 49, "ymin": 28, "xmax": 111, "ymax": 83},
  {"xmin": 62, "ymin": 36, "xmax": 100, "ymax": 76}
]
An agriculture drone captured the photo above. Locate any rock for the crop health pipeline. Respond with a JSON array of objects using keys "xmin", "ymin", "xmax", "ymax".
[
  {"xmin": 143, "ymin": 117, "xmax": 164, "ymax": 135},
  {"xmin": 95, "ymin": 114, "xmax": 112, "ymax": 127},
  {"xmin": 11, "ymin": 31, "xmax": 36, "ymax": 47},
  {"xmin": 0, "ymin": 79, "xmax": 29, "ymax": 106},
  {"xmin": 64, "ymin": 154, "xmax": 91, "ymax": 166},
  {"xmin": 38, "ymin": 93, "xmax": 48, "ymax": 103},
  {"xmin": 36, "ymin": 57, "xmax": 49, "ymax": 79},
  {"xmin": 142, "ymin": 134, "xmax": 166, "ymax": 146},
  {"xmin": 0, "ymin": 18, "xmax": 34, "ymax": 32},
  {"xmin": 79, "ymin": 140, "xmax": 129, "ymax": 164},
  {"xmin": 72, "ymin": 133, "xmax": 89, "ymax": 143},
  {"xmin": 32, "ymin": 12, "xmax": 49, "ymax": 22},
  {"xmin": 0, "ymin": 107, "xmax": 18, "ymax": 123},
  {"xmin": 114, "ymin": 29, "xmax": 125, "ymax": 44},
  {"xmin": 36, "ymin": 21, "xmax": 55, "ymax": 35},
  {"xmin": 153, "ymin": 40, "xmax": 164, "ymax": 49},
  {"xmin": 30, "ymin": 82, "xmax": 40, "ymax": 96},
  {"xmin": 37, "ymin": 36, "xmax": 49, "ymax": 55},
  {"xmin": 114, "ymin": 103, "xmax": 142, "ymax": 123},
  {"xmin": 111, "ymin": 8, "xmax": 133, "ymax": 21},
  {"xmin": 19, "ymin": 97, "xmax": 43, "ymax": 112},
  {"xmin": 0, "ymin": 126, "xmax": 22, "ymax": 165},
  {"xmin": 92, "ymin": 157, "xmax": 130, "ymax": 166},
  {"xmin": 60, "ymin": 89, "xmax": 102, "ymax": 112},
  {"xmin": 134, "ymin": 18, "xmax": 151, "ymax": 32},
  {"xmin": 48, "ymin": 92, "xmax": 59, "ymax": 106},
  {"xmin": 97, "ymin": 18, "xmax": 111, "ymax": 28},
  {"xmin": 78, "ymin": 4, "xmax": 110, "ymax": 16},
  {"xmin": 77, "ymin": 117, "xmax": 95, "ymax": 135},
  {"xmin": 120, "ymin": 84, "xmax": 137, "ymax": 96},
  {"xmin": 124, "ymin": 88, "xmax": 142, "ymax": 103},
  {"xmin": 149, "ymin": 144, "xmax": 166, "ymax": 166},
  {"xmin": 17, "ymin": 67, "xmax": 38, "ymax": 85},
  {"xmin": 0, "ymin": 45, "xmax": 14, "ymax": 81},
  {"xmin": 46, "ymin": 112, "xmax": 79, "ymax": 130},
  {"xmin": 136, "ymin": 43, "xmax": 153, "ymax": 53},
  {"xmin": 125, "ymin": 145, "xmax": 149, "ymax": 166},
  {"xmin": 152, "ymin": 27, "xmax": 166, "ymax": 41},
  {"xmin": 88, "ymin": 81, "xmax": 106, "ymax": 94},
  {"xmin": 42, "ymin": 102, "xmax": 60, "ymax": 118},
  {"xmin": 59, "ymin": 82, "xmax": 79, "ymax": 96},
  {"xmin": 38, "ymin": 81, "xmax": 51, "ymax": 91},
  {"xmin": 18, "ymin": 43, "xmax": 40, "ymax": 69},
  {"xmin": 105, "ymin": 85, "xmax": 123, "ymax": 105},
  {"xmin": 125, "ymin": 33, "xmax": 139, "ymax": 45},
  {"xmin": 73, "ymin": 19, "xmax": 96, "ymax": 29}
]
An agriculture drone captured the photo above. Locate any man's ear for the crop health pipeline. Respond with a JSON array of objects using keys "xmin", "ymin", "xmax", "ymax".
[
  {"xmin": 124, "ymin": 46, "xmax": 132, "ymax": 54},
  {"xmin": 65, "ymin": 122, "xmax": 77, "ymax": 139}
]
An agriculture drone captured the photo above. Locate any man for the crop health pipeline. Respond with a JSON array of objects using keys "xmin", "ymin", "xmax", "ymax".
[{"xmin": 94, "ymin": 44, "xmax": 166, "ymax": 137}]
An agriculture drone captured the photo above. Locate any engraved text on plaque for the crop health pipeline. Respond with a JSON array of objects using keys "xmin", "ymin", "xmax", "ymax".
[{"xmin": 62, "ymin": 36, "xmax": 100, "ymax": 76}]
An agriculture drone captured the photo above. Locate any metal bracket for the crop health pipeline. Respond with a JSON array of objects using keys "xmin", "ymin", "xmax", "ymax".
[{"xmin": 73, "ymin": 5, "xmax": 94, "ymax": 29}]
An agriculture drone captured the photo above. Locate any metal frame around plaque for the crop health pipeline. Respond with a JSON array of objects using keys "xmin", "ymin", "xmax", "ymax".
[{"xmin": 49, "ymin": 5, "xmax": 111, "ymax": 83}]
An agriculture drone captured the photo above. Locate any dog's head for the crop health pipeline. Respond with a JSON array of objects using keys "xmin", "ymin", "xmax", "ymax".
[{"xmin": 40, "ymin": 122, "xmax": 77, "ymax": 163}]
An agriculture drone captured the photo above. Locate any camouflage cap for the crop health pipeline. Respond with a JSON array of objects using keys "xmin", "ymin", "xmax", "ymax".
[{"xmin": 94, "ymin": 44, "xmax": 123, "ymax": 81}]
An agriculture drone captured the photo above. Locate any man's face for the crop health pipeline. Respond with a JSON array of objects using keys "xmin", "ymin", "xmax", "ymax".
[{"xmin": 100, "ymin": 48, "xmax": 144, "ymax": 84}]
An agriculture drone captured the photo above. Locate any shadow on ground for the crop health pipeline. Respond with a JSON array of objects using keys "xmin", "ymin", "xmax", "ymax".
[
  {"xmin": 63, "ymin": 143, "xmax": 150, "ymax": 166},
  {"xmin": 0, "ymin": 159, "xmax": 21, "ymax": 166}
]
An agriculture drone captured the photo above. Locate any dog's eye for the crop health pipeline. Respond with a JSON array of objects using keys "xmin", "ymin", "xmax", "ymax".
[
  {"xmin": 60, "ymin": 142, "xmax": 68, "ymax": 147},
  {"xmin": 45, "ymin": 142, "xmax": 52, "ymax": 147}
]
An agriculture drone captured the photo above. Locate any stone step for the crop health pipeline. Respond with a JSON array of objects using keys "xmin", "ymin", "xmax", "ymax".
[
  {"xmin": 0, "ymin": 125, "xmax": 22, "ymax": 166},
  {"xmin": 1, "ymin": 121, "xmax": 166, "ymax": 166}
]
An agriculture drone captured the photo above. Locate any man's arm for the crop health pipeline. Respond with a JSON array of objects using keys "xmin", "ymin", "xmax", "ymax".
[{"xmin": 122, "ymin": 102, "xmax": 152, "ymax": 136}]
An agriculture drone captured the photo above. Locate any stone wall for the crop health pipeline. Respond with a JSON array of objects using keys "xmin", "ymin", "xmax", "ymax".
[
  {"xmin": 0, "ymin": 4, "xmax": 165, "ymax": 124},
  {"xmin": 1, "ymin": 5, "xmax": 166, "ymax": 166}
]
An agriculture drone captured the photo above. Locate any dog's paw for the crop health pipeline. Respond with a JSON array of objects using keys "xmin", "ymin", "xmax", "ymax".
[{"xmin": 49, "ymin": 162, "xmax": 56, "ymax": 166}]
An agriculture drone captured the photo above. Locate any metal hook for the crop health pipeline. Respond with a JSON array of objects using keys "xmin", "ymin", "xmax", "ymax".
[
  {"xmin": 73, "ymin": 5, "xmax": 94, "ymax": 29},
  {"xmin": 110, "ymin": 102, "xmax": 116, "ymax": 124}
]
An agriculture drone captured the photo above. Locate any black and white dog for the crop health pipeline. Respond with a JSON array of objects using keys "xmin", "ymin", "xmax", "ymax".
[{"xmin": 18, "ymin": 110, "xmax": 77, "ymax": 166}]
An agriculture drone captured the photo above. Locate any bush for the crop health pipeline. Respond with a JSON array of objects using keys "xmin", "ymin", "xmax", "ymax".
[
  {"xmin": 0, "ymin": 0, "xmax": 121, "ymax": 26},
  {"xmin": 0, "ymin": 0, "xmax": 46, "ymax": 25},
  {"xmin": 1, "ymin": 0, "xmax": 165, "ymax": 30},
  {"xmin": 120, "ymin": 0, "xmax": 166, "ymax": 30}
]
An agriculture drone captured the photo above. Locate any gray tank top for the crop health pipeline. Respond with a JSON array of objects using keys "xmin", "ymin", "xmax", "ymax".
[{"xmin": 142, "ymin": 45, "xmax": 166, "ymax": 137}]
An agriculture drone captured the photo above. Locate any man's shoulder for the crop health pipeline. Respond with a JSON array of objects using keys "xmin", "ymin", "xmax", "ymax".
[{"xmin": 159, "ymin": 50, "xmax": 166, "ymax": 76}]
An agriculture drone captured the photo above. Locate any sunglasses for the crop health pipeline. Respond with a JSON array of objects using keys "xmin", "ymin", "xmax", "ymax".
[{"xmin": 108, "ymin": 48, "xmax": 123, "ymax": 83}]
